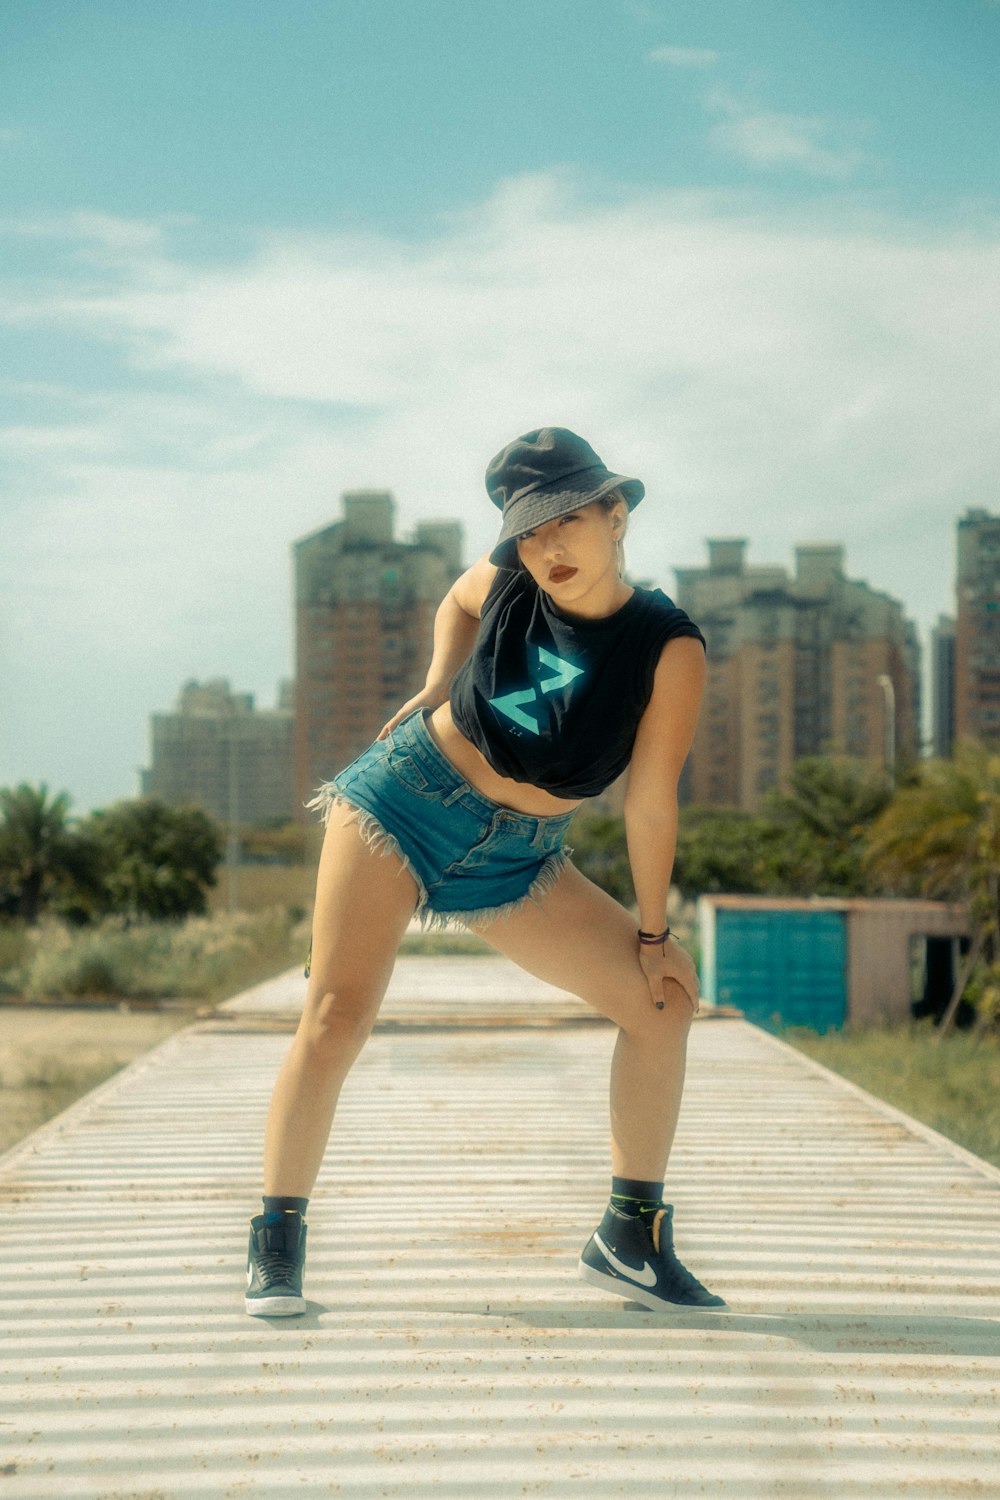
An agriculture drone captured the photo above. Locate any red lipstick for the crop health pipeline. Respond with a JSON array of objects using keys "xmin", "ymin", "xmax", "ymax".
[{"xmin": 548, "ymin": 566, "xmax": 577, "ymax": 584}]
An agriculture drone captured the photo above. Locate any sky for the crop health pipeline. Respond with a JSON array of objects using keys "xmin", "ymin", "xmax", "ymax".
[{"xmin": 2, "ymin": 0, "xmax": 999, "ymax": 815}]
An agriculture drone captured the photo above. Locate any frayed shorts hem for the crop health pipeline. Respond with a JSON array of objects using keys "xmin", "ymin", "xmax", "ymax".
[{"xmin": 306, "ymin": 785, "xmax": 573, "ymax": 932}]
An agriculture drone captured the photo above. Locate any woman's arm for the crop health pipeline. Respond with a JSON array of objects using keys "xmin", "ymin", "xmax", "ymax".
[
  {"xmin": 623, "ymin": 636, "xmax": 706, "ymax": 1009},
  {"xmin": 377, "ymin": 552, "xmax": 498, "ymax": 739}
]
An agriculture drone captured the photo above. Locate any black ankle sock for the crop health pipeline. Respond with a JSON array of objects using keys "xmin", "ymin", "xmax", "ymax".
[
  {"xmin": 610, "ymin": 1176, "xmax": 663, "ymax": 1221},
  {"xmin": 262, "ymin": 1195, "xmax": 309, "ymax": 1223}
]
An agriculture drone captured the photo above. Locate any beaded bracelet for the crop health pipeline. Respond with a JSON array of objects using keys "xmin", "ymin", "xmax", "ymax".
[{"xmin": 638, "ymin": 927, "xmax": 671, "ymax": 946}]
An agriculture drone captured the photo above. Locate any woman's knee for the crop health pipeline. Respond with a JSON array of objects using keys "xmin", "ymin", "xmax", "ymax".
[
  {"xmin": 298, "ymin": 982, "xmax": 383, "ymax": 1062},
  {"xmin": 615, "ymin": 971, "xmax": 693, "ymax": 1048}
]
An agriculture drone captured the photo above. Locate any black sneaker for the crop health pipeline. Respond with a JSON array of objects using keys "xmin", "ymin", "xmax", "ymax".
[
  {"xmin": 579, "ymin": 1202, "xmax": 727, "ymax": 1311},
  {"xmin": 245, "ymin": 1211, "xmax": 307, "ymax": 1317}
]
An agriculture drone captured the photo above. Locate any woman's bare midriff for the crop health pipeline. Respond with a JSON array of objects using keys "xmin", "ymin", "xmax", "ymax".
[{"xmin": 426, "ymin": 703, "xmax": 584, "ymax": 817}]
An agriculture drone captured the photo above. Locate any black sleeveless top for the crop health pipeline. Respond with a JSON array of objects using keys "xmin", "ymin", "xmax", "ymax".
[{"xmin": 449, "ymin": 567, "xmax": 705, "ymax": 798}]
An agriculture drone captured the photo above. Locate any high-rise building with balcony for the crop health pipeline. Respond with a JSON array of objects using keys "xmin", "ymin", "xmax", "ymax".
[
  {"xmin": 931, "ymin": 615, "xmax": 956, "ymax": 758},
  {"xmin": 674, "ymin": 539, "xmax": 920, "ymax": 810},
  {"xmin": 955, "ymin": 508, "xmax": 1000, "ymax": 747},
  {"xmin": 294, "ymin": 491, "xmax": 463, "ymax": 818}
]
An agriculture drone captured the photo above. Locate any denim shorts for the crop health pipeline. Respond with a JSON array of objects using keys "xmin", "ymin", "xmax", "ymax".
[{"xmin": 306, "ymin": 708, "xmax": 576, "ymax": 933}]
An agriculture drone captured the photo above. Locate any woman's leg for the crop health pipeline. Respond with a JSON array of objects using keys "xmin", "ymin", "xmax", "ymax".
[
  {"xmin": 262, "ymin": 802, "xmax": 420, "ymax": 1198},
  {"xmin": 476, "ymin": 862, "xmax": 725, "ymax": 1310},
  {"xmin": 475, "ymin": 862, "xmax": 692, "ymax": 1179}
]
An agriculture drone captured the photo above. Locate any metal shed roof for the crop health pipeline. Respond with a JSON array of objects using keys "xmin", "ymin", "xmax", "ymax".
[{"xmin": 2, "ymin": 958, "xmax": 999, "ymax": 1498}]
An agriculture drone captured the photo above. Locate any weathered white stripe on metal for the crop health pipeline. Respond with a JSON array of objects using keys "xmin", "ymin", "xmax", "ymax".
[
  {"xmin": 2, "ymin": 961, "xmax": 999, "ymax": 1498},
  {"xmin": 223, "ymin": 955, "xmax": 597, "ymax": 1027}
]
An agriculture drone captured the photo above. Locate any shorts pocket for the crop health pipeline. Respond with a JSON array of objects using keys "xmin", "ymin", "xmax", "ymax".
[
  {"xmin": 385, "ymin": 748, "xmax": 440, "ymax": 798},
  {"xmin": 535, "ymin": 820, "xmax": 572, "ymax": 857},
  {"xmin": 333, "ymin": 740, "xmax": 387, "ymax": 795}
]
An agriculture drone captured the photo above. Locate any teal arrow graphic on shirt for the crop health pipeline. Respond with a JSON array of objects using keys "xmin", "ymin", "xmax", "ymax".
[
  {"xmin": 491, "ymin": 687, "xmax": 542, "ymax": 733},
  {"xmin": 489, "ymin": 648, "xmax": 585, "ymax": 735},
  {"xmin": 537, "ymin": 647, "xmax": 585, "ymax": 693}
]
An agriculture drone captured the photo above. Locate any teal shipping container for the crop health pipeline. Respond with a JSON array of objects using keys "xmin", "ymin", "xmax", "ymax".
[{"xmin": 698, "ymin": 896, "xmax": 969, "ymax": 1032}]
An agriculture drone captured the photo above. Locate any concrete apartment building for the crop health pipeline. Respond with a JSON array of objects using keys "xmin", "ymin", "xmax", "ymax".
[
  {"xmin": 294, "ymin": 491, "xmax": 463, "ymax": 817},
  {"xmin": 674, "ymin": 539, "xmax": 920, "ymax": 810},
  {"xmin": 954, "ymin": 507, "xmax": 1000, "ymax": 746},
  {"xmin": 931, "ymin": 614, "xmax": 956, "ymax": 758},
  {"xmin": 143, "ymin": 678, "xmax": 295, "ymax": 825}
]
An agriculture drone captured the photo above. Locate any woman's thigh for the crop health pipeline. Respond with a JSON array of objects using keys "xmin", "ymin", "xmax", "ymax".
[
  {"xmin": 475, "ymin": 862, "xmax": 685, "ymax": 1032},
  {"xmin": 305, "ymin": 800, "xmax": 421, "ymax": 1015}
]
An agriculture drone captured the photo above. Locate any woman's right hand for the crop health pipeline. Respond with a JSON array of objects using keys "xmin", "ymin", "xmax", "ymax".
[
  {"xmin": 637, "ymin": 936, "xmax": 700, "ymax": 1015},
  {"xmin": 376, "ymin": 688, "xmax": 448, "ymax": 741}
]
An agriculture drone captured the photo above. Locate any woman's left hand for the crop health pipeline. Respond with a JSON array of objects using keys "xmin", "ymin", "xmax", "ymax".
[{"xmin": 637, "ymin": 937, "xmax": 700, "ymax": 1015}]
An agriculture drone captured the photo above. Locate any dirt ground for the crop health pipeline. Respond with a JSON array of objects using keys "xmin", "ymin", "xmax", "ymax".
[{"xmin": 0, "ymin": 1006, "xmax": 194, "ymax": 1157}]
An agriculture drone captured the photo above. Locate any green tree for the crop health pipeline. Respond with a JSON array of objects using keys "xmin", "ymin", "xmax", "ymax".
[
  {"xmin": 50, "ymin": 826, "xmax": 115, "ymax": 926},
  {"xmin": 567, "ymin": 814, "xmax": 635, "ymax": 906},
  {"xmin": 672, "ymin": 806, "xmax": 784, "ymax": 900},
  {"xmin": 762, "ymin": 757, "xmax": 892, "ymax": 896},
  {"xmin": 672, "ymin": 758, "xmax": 890, "ymax": 902},
  {"xmin": 570, "ymin": 757, "xmax": 893, "ymax": 910},
  {"xmin": 82, "ymin": 798, "xmax": 223, "ymax": 922},
  {"xmin": 864, "ymin": 746, "xmax": 996, "ymax": 900},
  {"xmin": 0, "ymin": 783, "xmax": 82, "ymax": 923},
  {"xmin": 239, "ymin": 821, "xmax": 314, "ymax": 864},
  {"xmin": 864, "ymin": 745, "xmax": 1000, "ymax": 1028}
]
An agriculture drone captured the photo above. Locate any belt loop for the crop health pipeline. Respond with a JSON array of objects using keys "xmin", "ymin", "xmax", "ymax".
[
  {"xmin": 529, "ymin": 820, "xmax": 546, "ymax": 850},
  {"xmin": 442, "ymin": 785, "xmax": 466, "ymax": 808}
]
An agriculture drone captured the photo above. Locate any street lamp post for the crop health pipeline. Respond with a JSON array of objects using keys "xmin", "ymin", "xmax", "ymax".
[
  {"xmin": 877, "ymin": 673, "xmax": 896, "ymax": 785},
  {"xmin": 226, "ymin": 706, "xmax": 240, "ymax": 913}
]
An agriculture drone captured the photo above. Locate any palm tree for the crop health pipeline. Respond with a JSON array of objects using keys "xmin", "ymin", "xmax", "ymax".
[
  {"xmin": 864, "ymin": 744, "xmax": 1000, "ymax": 1031},
  {"xmin": 763, "ymin": 757, "xmax": 892, "ymax": 895},
  {"xmin": 0, "ymin": 783, "xmax": 81, "ymax": 924}
]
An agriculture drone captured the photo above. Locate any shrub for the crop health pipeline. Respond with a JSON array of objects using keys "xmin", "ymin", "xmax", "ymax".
[
  {"xmin": 0, "ymin": 921, "xmax": 31, "ymax": 989},
  {"xmin": 4, "ymin": 907, "xmax": 310, "ymax": 1005}
]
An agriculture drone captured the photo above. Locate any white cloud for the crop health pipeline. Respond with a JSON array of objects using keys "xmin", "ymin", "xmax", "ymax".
[
  {"xmin": 624, "ymin": 2, "xmax": 663, "ymax": 24},
  {"xmin": 3, "ymin": 174, "xmax": 999, "ymax": 804},
  {"xmin": 649, "ymin": 45, "xmax": 719, "ymax": 68},
  {"xmin": 706, "ymin": 89, "xmax": 869, "ymax": 179},
  {"xmin": 0, "ymin": 210, "xmax": 188, "ymax": 283},
  {"xmin": 0, "ymin": 421, "xmax": 116, "ymax": 454}
]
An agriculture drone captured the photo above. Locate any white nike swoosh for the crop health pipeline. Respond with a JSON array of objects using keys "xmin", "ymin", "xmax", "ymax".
[{"xmin": 593, "ymin": 1230, "xmax": 657, "ymax": 1288}]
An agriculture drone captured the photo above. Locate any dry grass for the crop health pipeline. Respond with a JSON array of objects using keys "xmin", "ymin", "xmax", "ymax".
[
  {"xmin": 0, "ymin": 1008, "xmax": 193, "ymax": 1156},
  {"xmin": 0, "ymin": 903, "xmax": 314, "ymax": 1155},
  {"xmin": 783, "ymin": 1022, "xmax": 1000, "ymax": 1169},
  {"xmin": 206, "ymin": 863, "xmax": 318, "ymax": 916}
]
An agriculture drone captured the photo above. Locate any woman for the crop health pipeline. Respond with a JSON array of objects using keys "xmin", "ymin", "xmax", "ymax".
[{"xmin": 245, "ymin": 427, "xmax": 725, "ymax": 1316}]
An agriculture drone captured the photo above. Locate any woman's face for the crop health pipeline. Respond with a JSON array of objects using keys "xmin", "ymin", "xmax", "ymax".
[{"xmin": 515, "ymin": 499, "xmax": 625, "ymax": 602}]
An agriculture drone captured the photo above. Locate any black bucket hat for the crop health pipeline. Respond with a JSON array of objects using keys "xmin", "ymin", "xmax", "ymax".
[{"xmin": 487, "ymin": 427, "xmax": 645, "ymax": 567}]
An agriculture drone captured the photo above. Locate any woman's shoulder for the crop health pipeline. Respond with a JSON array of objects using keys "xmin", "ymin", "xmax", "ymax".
[
  {"xmin": 452, "ymin": 554, "xmax": 526, "ymax": 619},
  {"xmin": 631, "ymin": 585, "xmax": 705, "ymax": 640},
  {"xmin": 481, "ymin": 562, "xmax": 532, "ymax": 615}
]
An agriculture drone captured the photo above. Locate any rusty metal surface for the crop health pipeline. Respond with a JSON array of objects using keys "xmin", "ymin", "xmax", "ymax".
[{"xmin": 2, "ymin": 983, "xmax": 999, "ymax": 1498}]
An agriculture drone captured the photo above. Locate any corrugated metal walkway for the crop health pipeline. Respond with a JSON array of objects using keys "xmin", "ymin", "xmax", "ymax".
[
  {"xmin": 222, "ymin": 955, "xmax": 598, "ymax": 1029},
  {"xmin": 2, "ymin": 958, "xmax": 999, "ymax": 1498}
]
